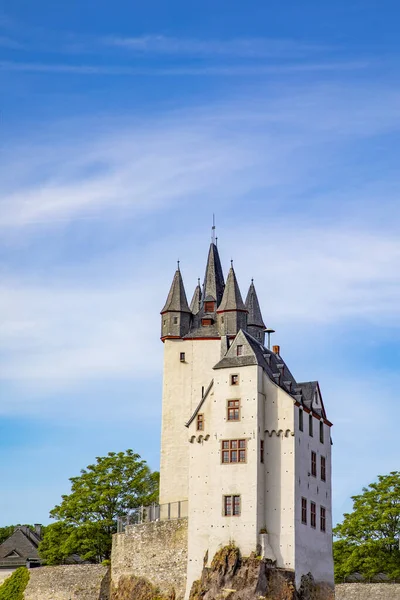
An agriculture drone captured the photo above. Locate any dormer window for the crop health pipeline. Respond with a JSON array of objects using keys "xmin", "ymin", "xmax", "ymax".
[
  {"xmin": 202, "ymin": 318, "xmax": 213, "ymax": 327},
  {"xmin": 204, "ymin": 301, "xmax": 215, "ymax": 313},
  {"xmin": 236, "ymin": 345, "xmax": 243, "ymax": 357}
]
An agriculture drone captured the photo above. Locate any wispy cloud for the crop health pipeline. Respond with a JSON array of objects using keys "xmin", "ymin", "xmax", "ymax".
[
  {"xmin": 103, "ymin": 34, "xmax": 326, "ymax": 58},
  {"xmin": 0, "ymin": 35, "xmax": 23, "ymax": 49},
  {"xmin": 0, "ymin": 59, "xmax": 370, "ymax": 76}
]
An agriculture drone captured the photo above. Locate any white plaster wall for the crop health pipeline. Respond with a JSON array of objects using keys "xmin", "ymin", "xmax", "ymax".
[
  {"xmin": 294, "ymin": 407, "xmax": 334, "ymax": 587},
  {"xmin": 160, "ymin": 338, "xmax": 221, "ymax": 504},
  {"xmin": 186, "ymin": 364, "xmax": 260, "ymax": 596},
  {"xmin": 263, "ymin": 377, "xmax": 295, "ymax": 570}
]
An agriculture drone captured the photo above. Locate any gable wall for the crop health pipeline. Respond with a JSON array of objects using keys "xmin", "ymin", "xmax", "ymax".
[{"xmin": 0, "ymin": 530, "xmax": 38, "ymax": 560}]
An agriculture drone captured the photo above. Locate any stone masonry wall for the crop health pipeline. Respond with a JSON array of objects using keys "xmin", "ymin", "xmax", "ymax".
[
  {"xmin": 336, "ymin": 583, "xmax": 400, "ymax": 599},
  {"xmin": 111, "ymin": 518, "xmax": 188, "ymax": 599},
  {"xmin": 24, "ymin": 565, "xmax": 110, "ymax": 600}
]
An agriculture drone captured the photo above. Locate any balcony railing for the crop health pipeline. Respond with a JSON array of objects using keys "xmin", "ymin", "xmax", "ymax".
[{"xmin": 117, "ymin": 501, "xmax": 188, "ymax": 533}]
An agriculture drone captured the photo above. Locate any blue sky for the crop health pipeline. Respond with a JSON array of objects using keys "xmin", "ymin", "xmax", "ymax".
[{"xmin": 1, "ymin": 0, "xmax": 400, "ymax": 528}]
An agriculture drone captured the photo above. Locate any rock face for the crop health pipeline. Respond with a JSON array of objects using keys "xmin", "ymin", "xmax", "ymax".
[{"xmin": 189, "ymin": 546, "xmax": 334, "ymax": 600}]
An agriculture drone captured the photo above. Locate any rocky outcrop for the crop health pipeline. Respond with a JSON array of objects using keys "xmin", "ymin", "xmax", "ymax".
[
  {"xmin": 189, "ymin": 546, "xmax": 334, "ymax": 600},
  {"xmin": 336, "ymin": 583, "xmax": 400, "ymax": 599}
]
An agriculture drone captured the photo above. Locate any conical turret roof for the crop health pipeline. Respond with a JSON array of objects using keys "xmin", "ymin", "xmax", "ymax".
[
  {"xmin": 161, "ymin": 268, "xmax": 191, "ymax": 314},
  {"xmin": 190, "ymin": 279, "xmax": 202, "ymax": 315},
  {"xmin": 245, "ymin": 280, "xmax": 266, "ymax": 328},
  {"xmin": 202, "ymin": 243, "xmax": 225, "ymax": 305},
  {"xmin": 217, "ymin": 265, "xmax": 247, "ymax": 312}
]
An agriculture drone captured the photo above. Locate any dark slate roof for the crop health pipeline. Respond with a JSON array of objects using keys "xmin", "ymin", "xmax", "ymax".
[
  {"xmin": 161, "ymin": 269, "xmax": 191, "ymax": 314},
  {"xmin": 245, "ymin": 281, "xmax": 266, "ymax": 328},
  {"xmin": 297, "ymin": 381, "xmax": 326, "ymax": 417},
  {"xmin": 0, "ymin": 527, "xmax": 42, "ymax": 568},
  {"xmin": 202, "ymin": 243, "xmax": 225, "ymax": 306},
  {"xmin": 217, "ymin": 266, "xmax": 247, "ymax": 312},
  {"xmin": 190, "ymin": 280, "xmax": 202, "ymax": 315}
]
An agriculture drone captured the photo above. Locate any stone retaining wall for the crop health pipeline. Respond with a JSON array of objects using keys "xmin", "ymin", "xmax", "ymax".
[
  {"xmin": 24, "ymin": 564, "xmax": 110, "ymax": 600},
  {"xmin": 336, "ymin": 583, "xmax": 400, "ymax": 599},
  {"xmin": 111, "ymin": 518, "xmax": 188, "ymax": 599}
]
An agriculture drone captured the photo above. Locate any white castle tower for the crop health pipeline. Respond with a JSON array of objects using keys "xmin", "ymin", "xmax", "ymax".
[{"xmin": 159, "ymin": 235, "xmax": 334, "ymax": 596}]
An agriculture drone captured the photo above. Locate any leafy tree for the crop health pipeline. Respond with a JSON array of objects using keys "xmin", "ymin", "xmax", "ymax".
[
  {"xmin": 334, "ymin": 471, "xmax": 400, "ymax": 581},
  {"xmin": 0, "ymin": 567, "xmax": 29, "ymax": 600},
  {"xmin": 39, "ymin": 450, "xmax": 159, "ymax": 564}
]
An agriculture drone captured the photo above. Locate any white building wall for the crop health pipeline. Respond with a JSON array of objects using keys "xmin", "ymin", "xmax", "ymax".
[
  {"xmin": 159, "ymin": 338, "xmax": 221, "ymax": 505},
  {"xmin": 186, "ymin": 364, "xmax": 260, "ymax": 596},
  {"xmin": 263, "ymin": 376, "xmax": 295, "ymax": 570},
  {"xmin": 294, "ymin": 407, "xmax": 334, "ymax": 587}
]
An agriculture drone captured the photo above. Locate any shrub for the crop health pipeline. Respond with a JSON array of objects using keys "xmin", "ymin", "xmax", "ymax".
[{"xmin": 0, "ymin": 567, "xmax": 30, "ymax": 600}]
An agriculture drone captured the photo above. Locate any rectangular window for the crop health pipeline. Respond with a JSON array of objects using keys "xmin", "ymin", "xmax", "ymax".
[
  {"xmin": 236, "ymin": 345, "xmax": 243, "ymax": 356},
  {"xmin": 320, "ymin": 506, "xmax": 326, "ymax": 532},
  {"xmin": 320, "ymin": 421, "xmax": 324, "ymax": 444},
  {"xmin": 309, "ymin": 414, "xmax": 313, "ymax": 437},
  {"xmin": 301, "ymin": 498, "xmax": 307, "ymax": 524},
  {"xmin": 197, "ymin": 414, "xmax": 204, "ymax": 431},
  {"xmin": 173, "ymin": 316, "xmax": 178, "ymax": 324},
  {"xmin": 311, "ymin": 451, "xmax": 317, "ymax": 477},
  {"xmin": 221, "ymin": 439, "xmax": 246, "ymax": 463},
  {"xmin": 180, "ymin": 352, "xmax": 185, "ymax": 362},
  {"xmin": 227, "ymin": 399, "xmax": 240, "ymax": 421},
  {"xmin": 224, "ymin": 495, "xmax": 241, "ymax": 516},
  {"xmin": 311, "ymin": 502, "xmax": 316, "ymax": 528},
  {"xmin": 204, "ymin": 301, "xmax": 215, "ymax": 313},
  {"xmin": 201, "ymin": 318, "xmax": 212, "ymax": 326},
  {"xmin": 321, "ymin": 456, "xmax": 326, "ymax": 481},
  {"xmin": 299, "ymin": 409, "xmax": 303, "ymax": 432},
  {"xmin": 260, "ymin": 440, "xmax": 264, "ymax": 463},
  {"xmin": 230, "ymin": 374, "xmax": 239, "ymax": 386}
]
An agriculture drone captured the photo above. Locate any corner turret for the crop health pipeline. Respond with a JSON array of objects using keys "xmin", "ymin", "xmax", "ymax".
[
  {"xmin": 217, "ymin": 263, "xmax": 247, "ymax": 336},
  {"xmin": 161, "ymin": 266, "xmax": 191, "ymax": 340},
  {"xmin": 245, "ymin": 280, "xmax": 266, "ymax": 344}
]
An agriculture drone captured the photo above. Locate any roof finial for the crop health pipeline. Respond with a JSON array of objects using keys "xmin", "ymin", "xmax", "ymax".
[
  {"xmin": 231, "ymin": 259, "xmax": 233, "ymax": 268},
  {"xmin": 197, "ymin": 277, "xmax": 200, "ymax": 286},
  {"xmin": 177, "ymin": 260, "xmax": 180, "ymax": 271},
  {"xmin": 251, "ymin": 278, "xmax": 254, "ymax": 284},
  {"xmin": 211, "ymin": 214, "xmax": 216, "ymax": 245}
]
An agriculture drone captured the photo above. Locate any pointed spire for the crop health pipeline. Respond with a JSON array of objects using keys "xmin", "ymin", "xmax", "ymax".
[
  {"xmin": 190, "ymin": 278, "xmax": 202, "ymax": 315},
  {"xmin": 217, "ymin": 265, "xmax": 246, "ymax": 312},
  {"xmin": 245, "ymin": 280, "xmax": 266, "ymax": 328},
  {"xmin": 202, "ymin": 243, "xmax": 225, "ymax": 306},
  {"xmin": 161, "ymin": 268, "xmax": 191, "ymax": 314}
]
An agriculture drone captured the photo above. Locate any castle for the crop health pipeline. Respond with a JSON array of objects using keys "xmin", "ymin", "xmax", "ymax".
[{"xmin": 159, "ymin": 235, "xmax": 334, "ymax": 596}]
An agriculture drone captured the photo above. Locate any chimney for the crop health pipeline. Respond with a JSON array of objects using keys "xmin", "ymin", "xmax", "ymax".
[
  {"xmin": 272, "ymin": 345, "xmax": 280, "ymax": 355},
  {"xmin": 34, "ymin": 524, "xmax": 42, "ymax": 539}
]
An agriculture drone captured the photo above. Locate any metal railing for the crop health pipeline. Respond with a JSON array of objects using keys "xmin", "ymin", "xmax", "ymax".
[{"xmin": 117, "ymin": 501, "xmax": 188, "ymax": 533}]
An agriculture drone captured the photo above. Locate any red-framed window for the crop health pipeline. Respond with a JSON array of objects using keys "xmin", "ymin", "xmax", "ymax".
[
  {"xmin": 320, "ymin": 506, "xmax": 326, "ymax": 532},
  {"xmin": 197, "ymin": 414, "xmax": 204, "ymax": 431},
  {"xmin": 221, "ymin": 439, "xmax": 246, "ymax": 463},
  {"xmin": 311, "ymin": 451, "xmax": 317, "ymax": 477},
  {"xmin": 227, "ymin": 399, "xmax": 240, "ymax": 421},
  {"xmin": 204, "ymin": 301, "xmax": 215, "ymax": 313},
  {"xmin": 321, "ymin": 456, "xmax": 326, "ymax": 481},
  {"xmin": 311, "ymin": 502, "xmax": 316, "ymax": 528},
  {"xmin": 224, "ymin": 495, "xmax": 241, "ymax": 516},
  {"xmin": 301, "ymin": 498, "xmax": 307, "ymax": 524}
]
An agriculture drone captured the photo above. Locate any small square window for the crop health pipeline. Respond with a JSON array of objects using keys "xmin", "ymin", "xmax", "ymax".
[
  {"xmin": 202, "ymin": 318, "xmax": 212, "ymax": 326},
  {"xmin": 227, "ymin": 400, "xmax": 240, "ymax": 421},
  {"xmin": 197, "ymin": 414, "xmax": 204, "ymax": 431},
  {"xmin": 173, "ymin": 316, "xmax": 178, "ymax": 324},
  {"xmin": 236, "ymin": 345, "xmax": 243, "ymax": 356},
  {"xmin": 224, "ymin": 495, "xmax": 241, "ymax": 516},
  {"xmin": 204, "ymin": 301, "xmax": 215, "ymax": 313},
  {"xmin": 230, "ymin": 374, "xmax": 239, "ymax": 386},
  {"xmin": 180, "ymin": 352, "xmax": 185, "ymax": 362}
]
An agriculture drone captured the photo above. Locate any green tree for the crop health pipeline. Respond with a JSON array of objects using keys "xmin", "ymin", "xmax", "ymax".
[
  {"xmin": 0, "ymin": 567, "xmax": 29, "ymax": 600},
  {"xmin": 39, "ymin": 450, "xmax": 159, "ymax": 564},
  {"xmin": 334, "ymin": 471, "xmax": 400, "ymax": 581}
]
